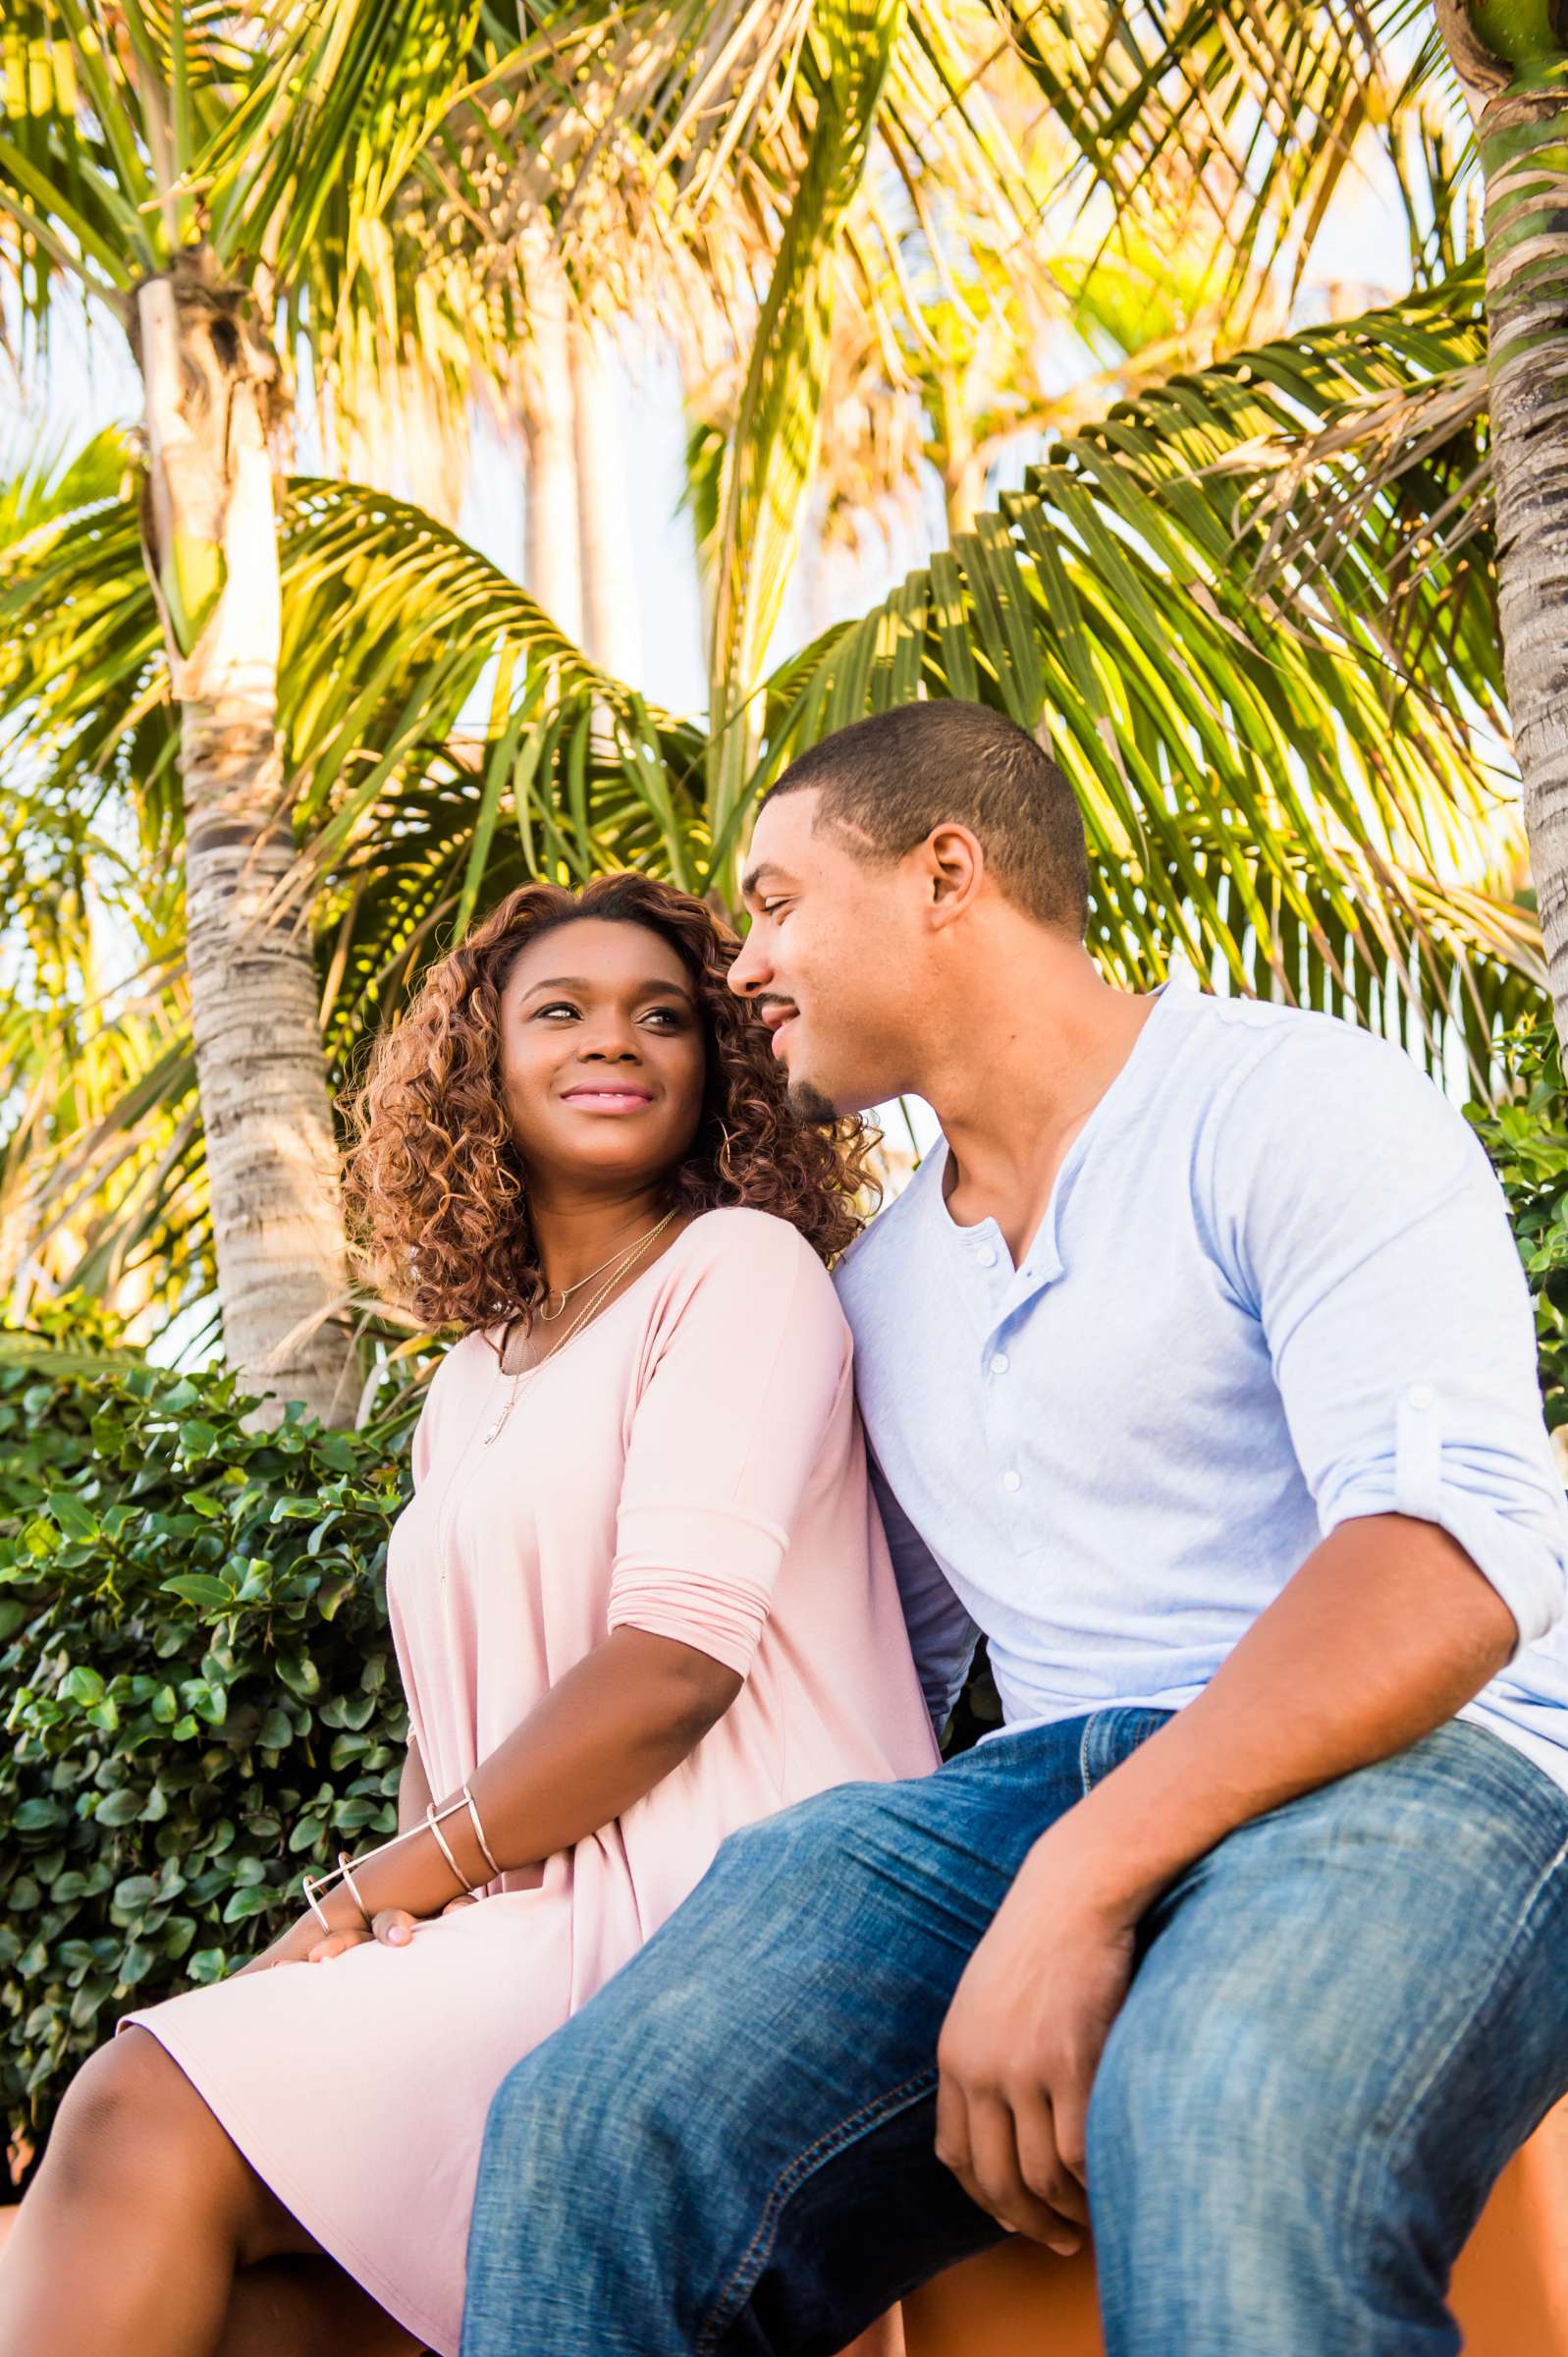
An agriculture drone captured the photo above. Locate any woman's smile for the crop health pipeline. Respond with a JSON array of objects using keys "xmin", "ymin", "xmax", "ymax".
[{"xmin": 559, "ymin": 1082, "xmax": 658, "ymax": 1114}]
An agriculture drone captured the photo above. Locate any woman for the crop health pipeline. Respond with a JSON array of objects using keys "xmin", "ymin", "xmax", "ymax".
[{"xmin": 0, "ymin": 875, "xmax": 937, "ymax": 2357}]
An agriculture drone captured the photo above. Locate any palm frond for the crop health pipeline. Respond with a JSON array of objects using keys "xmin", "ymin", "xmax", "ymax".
[
  {"xmin": 755, "ymin": 262, "xmax": 1531, "ymax": 1075},
  {"xmin": 0, "ymin": 265, "xmax": 1539, "ymax": 1328},
  {"xmin": 707, "ymin": 0, "xmax": 907, "ymax": 842},
  {"xmin": 990, "ymin": 1, "xmax": 1474, "ymax": 307}
]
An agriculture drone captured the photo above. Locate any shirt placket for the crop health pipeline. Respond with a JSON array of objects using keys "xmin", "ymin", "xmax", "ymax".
[{"xmin": 956, "ymin": 1227, "xmax": 1054, "ymax": 1550}]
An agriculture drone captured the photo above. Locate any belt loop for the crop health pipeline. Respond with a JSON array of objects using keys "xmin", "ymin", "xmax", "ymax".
[{"xmin": 1078, "ymin": 1712, "xmax": 1098, "ymax": 1796}]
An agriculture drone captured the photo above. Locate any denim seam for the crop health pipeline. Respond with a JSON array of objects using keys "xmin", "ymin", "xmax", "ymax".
[
  {"xmin": 1345, "ymin": 1816, "xmax": 1568, "ymax": 2244},
  {"xmin": 1078, "ymin": 1713, "xmax": 1096, "ymax": 1797},
  {"xmin": 693, "ymin": 2065, "xmax": 940, "ymax": 2356}
]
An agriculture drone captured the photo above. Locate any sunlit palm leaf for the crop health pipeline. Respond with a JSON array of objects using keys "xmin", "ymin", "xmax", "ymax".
[
  {"xmin": 707, "ymin": 0, "xmax": 906, "ymax": 840},
  {"xmin": 0, "ymin": 1, "xmax": 494, "ymax": 478},
  {"xmin": 752, "ymin": 262, "xmax": 1531, "ymax": 1070},
  {"xmin": 1, "ymin": 262, "xmax": 1541, "ymax": 1335},
  {"xmin": 991, "ymin": 1, "xmax": 1472, "ymax": 306}
]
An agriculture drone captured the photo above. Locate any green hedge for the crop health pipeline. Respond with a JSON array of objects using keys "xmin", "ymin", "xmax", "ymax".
[
  {"xmin": 0, "ymin": 1304, "xmax": 416, "ymax": 2186},
  {"xmin": 0, "ymin": 1022, "xmax": 1562, "ymax": 2186},
  {"xmin": 1467, "ymin": 1019, "xmax": 1568, "ymax": 1439}
]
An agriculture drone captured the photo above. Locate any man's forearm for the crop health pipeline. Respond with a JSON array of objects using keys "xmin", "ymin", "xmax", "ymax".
[{"xmin": 1028, "ymin": 1512, "xmax": 1519, "ymax": 1925}]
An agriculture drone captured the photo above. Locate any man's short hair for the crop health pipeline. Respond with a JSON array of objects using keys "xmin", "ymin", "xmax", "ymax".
[{"xmin": 764, "ymin": 699, "xmax": 1089, "ymax": 936}]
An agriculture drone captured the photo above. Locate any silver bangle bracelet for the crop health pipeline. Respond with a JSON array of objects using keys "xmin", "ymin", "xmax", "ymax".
[
  {"xmin": 301, "ymin": 1873, "xmax": 335, "ymax": 1933},
  {"xmin": 461, "ymin": 1780, "xmax": 503, "ymax": 1882},
  {"xmin": 424, "ymin": 1797, "xmax": 481, "ymax": 1896},
  {"xmin": 337, "ymin": 1850, "xmax": 372, "ymax": 1928}
]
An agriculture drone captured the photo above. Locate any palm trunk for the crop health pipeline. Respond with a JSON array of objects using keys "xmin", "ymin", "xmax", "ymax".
[
  {"xmin": 1438, "ymin": 4, "xmax": 1568, "ymax": 1052},
  {"xmin": 520, "ymin": 241, "xmax": 583, "ymax": 640},
  {"xmin": 133, "ymin": 252, "xmax": 357, "ymax": 1427},
  {"xmin": 943, "ymin": 441, "xmax": 989, "ymax": 545},
  {"xmin": 571, "ymin": 322, "xmax": 643, "ymax": 681}
]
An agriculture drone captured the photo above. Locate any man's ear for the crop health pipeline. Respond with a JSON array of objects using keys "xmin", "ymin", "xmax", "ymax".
[{"xmin": 923, "ymin": 823, "xmax": 985, "ymax": 930}]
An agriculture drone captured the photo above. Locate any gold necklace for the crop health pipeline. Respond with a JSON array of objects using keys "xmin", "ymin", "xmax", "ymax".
[
  {"xmin": 535, "ymin": 1212, "xmax": 674, "ymax": 1324},
  {"xmin": 481, "ymin": 1211, "xmax": 675, "ymax": 1448}
]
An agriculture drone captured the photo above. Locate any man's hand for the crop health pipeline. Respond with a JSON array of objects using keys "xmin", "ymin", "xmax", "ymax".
[{"xmin": 935, "ymin": 1839, "xmax": 1138, "ymax": 2252}]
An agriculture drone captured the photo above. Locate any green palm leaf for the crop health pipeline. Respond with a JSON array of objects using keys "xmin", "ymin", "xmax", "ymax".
[
  {"xmin": 994, "ymin": 2, "xmax": 1472, "ymax": 304},
  {"xmin": 0, "ymin": 261, "xmax": 1541, "ymax": 1337},
  {"xmin": 707, "ymin": 0, "xmax": 907, "ymax": 849}
]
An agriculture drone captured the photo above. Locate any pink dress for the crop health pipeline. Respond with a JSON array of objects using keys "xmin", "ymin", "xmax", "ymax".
[{"xmin": 121, "ymin": 1208, "xmax": 938, "ymax": 2353}]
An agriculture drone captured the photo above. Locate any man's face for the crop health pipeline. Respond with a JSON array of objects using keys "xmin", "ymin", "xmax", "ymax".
[{"xmin": 728, "ymin": 789, "xmax": 925, "ymax": 1118}]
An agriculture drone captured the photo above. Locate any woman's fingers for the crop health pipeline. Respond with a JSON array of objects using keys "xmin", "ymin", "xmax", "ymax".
[
  {"xmin": 306, "ymin": 1929, "xmax": 370, "ymax": 1964},
  {"xmin": 441, "ymin": 1892, "xmax": 479, "ymax": 1915},
  {"xmin": 373, "ymin": 1908, "xmax": 420, "ymax": 1946}
]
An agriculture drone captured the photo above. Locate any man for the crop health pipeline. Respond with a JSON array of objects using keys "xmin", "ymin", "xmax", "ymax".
[{"xmin": 460, "ymin": 700, "xmax": 1568, "ymax": 2354}]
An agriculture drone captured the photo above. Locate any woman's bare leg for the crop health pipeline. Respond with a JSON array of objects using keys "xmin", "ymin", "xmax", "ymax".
[
  {"xmin": 216, "ymin": 2256, "xmax": 424, "ymax": 2357},
  {"xmin": 0, "ymin": 2027, "xmax": 330, "ymax": 2357}
]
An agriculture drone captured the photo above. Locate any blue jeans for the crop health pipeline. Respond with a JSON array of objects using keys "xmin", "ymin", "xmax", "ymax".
[{"xmin": 460, "ymin": 1711, "xmax": 1568, "ymax": 2355}]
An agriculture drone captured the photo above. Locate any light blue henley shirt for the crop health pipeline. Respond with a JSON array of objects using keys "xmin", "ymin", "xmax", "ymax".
[{"xmin": 835, "ymin": 979, "xmax": 1568, "ymax": 1793}]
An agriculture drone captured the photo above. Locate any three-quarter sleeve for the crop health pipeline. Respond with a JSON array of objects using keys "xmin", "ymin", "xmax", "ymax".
[
  {"xmin": 1205, "ymin": 1024, "xmax": 1568, "ymax": 1653},
  {"xmin": 869, "ymin": 1454, "xmax": 978, "ymax": 1733},
  {"xmin": 606, "ymin": 1212, "xmax": 852, "ymax": 1678}
]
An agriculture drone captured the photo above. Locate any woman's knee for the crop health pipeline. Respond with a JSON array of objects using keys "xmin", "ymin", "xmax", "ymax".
[{"xmin": 48, "ymin": 2028, "xmax": 231, "ymax": 2208}]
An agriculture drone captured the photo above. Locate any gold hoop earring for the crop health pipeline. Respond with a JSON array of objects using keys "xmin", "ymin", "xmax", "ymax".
[{"xmin": 717, "ymin": 1122, "xmax": 739, "ymax": 1188}]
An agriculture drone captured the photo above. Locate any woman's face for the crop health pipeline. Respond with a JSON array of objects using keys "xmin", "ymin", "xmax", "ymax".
[{"xmin": 496, "ymin": 917, "xmax": 708, "ymax": 1193}]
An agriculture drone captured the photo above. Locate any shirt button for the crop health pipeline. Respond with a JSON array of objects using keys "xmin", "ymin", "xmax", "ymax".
[
  {"xmin": 1407, "ymin": 1383, "xmax": 1435, "ymax": 1411},
  {"xmin": 990, "ymin": 1352, "xmax": 1009, "ymax": 1374},
  {"xmin": 1002, "ymin": 1470, "xmax": 1021, "ymax": 1493},
  {"xmin": 974, "ymin": 1245, "xmax": 997, "ymax": 1269}
]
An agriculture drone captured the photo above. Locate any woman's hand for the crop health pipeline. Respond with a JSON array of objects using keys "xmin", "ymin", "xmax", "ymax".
[
  {"xmin": 362, "ymin": 1892, "xmax": 479, "ymax": 1951},
  {"xmin": 230, "ymin": 1909, "xmax": 341, "ymax": 1978},
  {"xmin": 230, "ymin": 1891, "xmax": 479, "ymax": 1978}
]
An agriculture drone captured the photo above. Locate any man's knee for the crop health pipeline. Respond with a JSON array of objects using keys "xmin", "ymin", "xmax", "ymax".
[
  {"xmin": 713, "ymin": 1779, "xmax": 894, "ymax": 1881},
  {"xmin": 481, "ymin": 1959, "xmax": 755, "ymax": 2197},
  {"xmin": 1088, "ymin": 1978, "xmax": 1352, "ymax": 2232}
]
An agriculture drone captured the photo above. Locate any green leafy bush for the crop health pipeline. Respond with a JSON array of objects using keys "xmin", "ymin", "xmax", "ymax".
[
  {"xmin": 1468, "ymin": 1020, "xmax": 1568, "ymax": 1440},
  {"xmin": 0, "ymin": 1307, "xmax": 415, "ymax": 2186}
]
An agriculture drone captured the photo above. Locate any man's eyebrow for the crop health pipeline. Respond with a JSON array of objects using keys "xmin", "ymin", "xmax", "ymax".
[
  {"xmin": 519, "ymin": 975, "xmax": 694, "ymax": 1000},
  {"xmin": 740, "ymin": 861, "xmax": 793, "ymax": 900}
]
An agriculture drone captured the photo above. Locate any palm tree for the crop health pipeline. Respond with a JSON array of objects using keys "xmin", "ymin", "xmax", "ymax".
[
  {"xmin": 1, "ymin": 2, "xmax": 488, "ymax": 1423},
  {"xmin": 0, "ymin": 0, "xmax": 1545, "ymax": 1410},
  {"xmin": 1433, "ymin": 2, "xmax": 1568, "ymax": 1050},
  {"xmin": 989, "ymin": 0, "xmax": 1567, "ymax": 1052}
]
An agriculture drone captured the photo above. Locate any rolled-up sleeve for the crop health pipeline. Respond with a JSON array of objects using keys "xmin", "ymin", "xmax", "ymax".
[
  {"xmin": 1211, "ymin": 1026, "xmax": 1568, "ymax": 1652},
  {"xmin": 607, "ymin": 1213, "xmax": 850, "ymax": 1678}
]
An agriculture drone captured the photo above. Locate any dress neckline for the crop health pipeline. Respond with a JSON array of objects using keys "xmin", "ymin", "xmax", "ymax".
[{"xmin": 493, "ymin": 1218, "xmax": 693, "ymax": 1377}]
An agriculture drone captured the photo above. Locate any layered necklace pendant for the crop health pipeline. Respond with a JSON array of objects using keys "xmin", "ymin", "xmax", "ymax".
[{"xmin": 481, "ymin": 1209, "xmax": 675, "ymax": 1449}]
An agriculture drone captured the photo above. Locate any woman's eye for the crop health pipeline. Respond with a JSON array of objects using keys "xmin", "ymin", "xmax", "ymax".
[
  {"xmin": 535, "ymin": 1003, "xmax": 579, "ymax": 1020},
  {"xmin": 642, "ymin": 1008, "xmax": 684, "ymax": 1028},
  {"xmin": 762, "ymin": 901, "xmax": 789, "ymax": 921}
]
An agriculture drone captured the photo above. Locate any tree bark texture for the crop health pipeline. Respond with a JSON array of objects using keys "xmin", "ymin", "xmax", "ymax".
[
  {"xmin": 133, "ymin": 254, "xmax": 358, "ymax": 1427},
  {"xmin": 520, "ymin": 238, "xmax": 584, "ymax": 642},
  {"xmin": 1439, "ymin": 2, "xmax": 1568, "ymax": 1049},
  {"xmin": 571, "ymin": 321, "xmax": 644, "ymax": 684}
]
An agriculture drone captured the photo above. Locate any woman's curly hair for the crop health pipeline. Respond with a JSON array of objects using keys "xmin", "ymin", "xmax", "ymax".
[{"xmin": 343, "ymin": 873, "xmax": 880, "ymax": 1347}]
